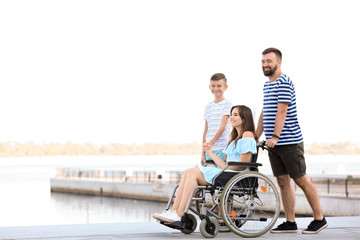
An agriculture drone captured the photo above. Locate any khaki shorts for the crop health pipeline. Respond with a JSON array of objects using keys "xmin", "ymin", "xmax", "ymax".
[{"xmin": 268, "ymin": 142, "xmax": 306, "ymax": 179}]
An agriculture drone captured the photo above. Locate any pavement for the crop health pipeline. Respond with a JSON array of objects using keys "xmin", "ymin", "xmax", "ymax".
[{"xmin": 0, "ymin": 217, "xmax": 360, "ymax": 240}]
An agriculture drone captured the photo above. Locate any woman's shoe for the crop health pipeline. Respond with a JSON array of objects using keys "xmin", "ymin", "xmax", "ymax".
[{"xmin": 153, "ymin": 210, "xmax": 181, "ymax": 222}]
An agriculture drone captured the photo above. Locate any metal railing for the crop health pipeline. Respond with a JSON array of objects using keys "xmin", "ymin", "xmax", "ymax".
[
  {"xmin": 54, "ymin": 168, "xmax": 360, "ymax": 198},
  {"xmin": 283, "ymin": 176, "xmax": 360, "ymax": 198},
  {"xmin": 54, "ymin": 168, "xmax": 183, "ymax": 184},
  {"xmin": 309, "ymin": 176, "xmax": 360, "ymax": 198}
]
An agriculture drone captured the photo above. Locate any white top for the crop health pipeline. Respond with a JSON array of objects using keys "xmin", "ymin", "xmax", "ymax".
[{"xmin": 203, "ymin": 98, "xmax": 232, "ymax": 151}]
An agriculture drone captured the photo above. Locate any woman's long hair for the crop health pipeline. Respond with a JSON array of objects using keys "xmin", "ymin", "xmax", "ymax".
[{"xmin": 228, "ymin": 105, "xmax": 258, "ymax": 147}]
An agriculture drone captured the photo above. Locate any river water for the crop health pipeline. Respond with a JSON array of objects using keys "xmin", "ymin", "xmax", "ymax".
[{"xmin": 0, "ymin": 154, "xmax": 359, "ymax": 227}]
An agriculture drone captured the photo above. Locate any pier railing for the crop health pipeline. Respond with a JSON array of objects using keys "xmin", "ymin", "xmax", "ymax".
[
  {"xmin": 54, "ymin": 168, "xmax": 360, "ymax": 198},
  {"xmin": 54, "ymin": 168, "xmax": 183, "ymax": 184},
  {"xmin": 307, "ymin": 176, "xmax": 360, "ymax": 198}
]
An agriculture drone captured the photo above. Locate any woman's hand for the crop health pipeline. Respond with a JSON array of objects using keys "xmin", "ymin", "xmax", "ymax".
[{"xmin": 202, "ymin": 142, "xmax": 210, "ymax": 152}]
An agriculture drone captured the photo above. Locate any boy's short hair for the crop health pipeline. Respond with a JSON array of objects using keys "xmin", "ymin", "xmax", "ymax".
[
  {"xmin": 210, "ymin": 73, "xmax": 227, "ymax": 84},
  {"xmin": 262, "ymin": 48, "xmax": 282, "ymax": 60}
]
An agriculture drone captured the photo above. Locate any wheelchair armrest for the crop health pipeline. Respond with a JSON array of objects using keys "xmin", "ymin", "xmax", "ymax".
[
  {"xmin": 227, "ymin": 162, "xmax": 262, "ymax": 167},
  {"xmin": 205, "ymin": 160, "xmax": 216, "ymax": 164},
  {"xmin": 205, "ymin": 160, "xmax": 262, "ymax": 169},
  {"xmin": 211, "ymin": 161, "xmax": 262, "ymax": 186}
]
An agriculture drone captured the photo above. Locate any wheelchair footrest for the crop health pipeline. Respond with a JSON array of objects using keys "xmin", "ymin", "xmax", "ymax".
[{"xmin": 161, "ymin": 221, "xmax": 184, "ymax": 230}]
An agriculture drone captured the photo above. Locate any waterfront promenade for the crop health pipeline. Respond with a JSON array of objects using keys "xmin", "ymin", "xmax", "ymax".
[
  {"xmin": 51, "ymin": 168, "xmax": 360, "ymax": 216},
  {"xmin": 1, "ymin": 216, "xmax": 359, "ymax": 240}
]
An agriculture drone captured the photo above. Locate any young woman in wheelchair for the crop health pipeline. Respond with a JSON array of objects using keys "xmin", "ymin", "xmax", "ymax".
[{"xmin": 153, "ymin": 105, "xmax": 258, "ymax": 223}]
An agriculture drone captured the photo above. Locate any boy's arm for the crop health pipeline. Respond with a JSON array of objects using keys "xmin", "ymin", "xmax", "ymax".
[
  {"xmin": 201, "ymin": 120, "xmax": 208, "ymax": 165},
  {"xmin": 203, "ymin": 120, "xmax": 208, "ymax": 145},
  {"xmin": 207, "ymin": 114, "xmax": 229, "ymax": 150}
]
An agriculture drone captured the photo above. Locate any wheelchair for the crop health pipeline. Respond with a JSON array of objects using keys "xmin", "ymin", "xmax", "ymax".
[{"xmin": 158, "ymin": 141, "xmax": 280, "ymax": 238}]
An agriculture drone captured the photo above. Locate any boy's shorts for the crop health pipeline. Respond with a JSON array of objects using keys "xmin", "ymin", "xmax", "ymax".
[
  {"xmin": 268, "ymin": 142, "xmax": 306, "ymax": 179},
  {"xmin": 205, "ymin": 150, "xmax": 225, "ymax": 160},
  {"xmin": 205, "ymin": 150, "xmax": 225, "ymax": 168}
]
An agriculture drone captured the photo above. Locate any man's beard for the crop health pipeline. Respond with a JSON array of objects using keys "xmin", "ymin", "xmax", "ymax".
[{"xmin": 263, "ymin": 65, "xmax": 277, "ymax": 77}]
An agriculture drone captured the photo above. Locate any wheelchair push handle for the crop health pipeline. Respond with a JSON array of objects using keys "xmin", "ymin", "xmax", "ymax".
[{"xmin": 257, "ymin": 140, "xmax": 268, "ymax": 151}]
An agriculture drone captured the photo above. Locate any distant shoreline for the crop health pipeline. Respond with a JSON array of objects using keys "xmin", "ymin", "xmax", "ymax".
[{"xmin": 0, "ymin": 141, "xmax": 359, "ymax": 157}]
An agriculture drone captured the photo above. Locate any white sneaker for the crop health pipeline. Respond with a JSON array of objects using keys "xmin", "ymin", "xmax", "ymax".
[
  {"xmin": 153, "ymin": 209, "xmax": 172, "ymax": 221},
  {"xmin": 153, "ymin": 210, "xmax": 181, "ymax": 222}
]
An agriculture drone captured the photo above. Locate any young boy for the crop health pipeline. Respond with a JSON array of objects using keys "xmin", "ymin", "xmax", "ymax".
[
  {"xmin": 201, "ymin": 73, "xmax": 232, "ymax": 169},
  {"xmin": 202, "ymin": 73, "xmax": 232, "ymax": 231},
  {"xmin": 152, "ymin": 73, "xmax": 232, "ymax": 229}
]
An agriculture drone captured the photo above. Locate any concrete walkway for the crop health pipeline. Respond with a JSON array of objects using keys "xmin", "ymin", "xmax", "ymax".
[{"xmin": 1, "ymin": 217, "xmax": 359, "ymax": 240}]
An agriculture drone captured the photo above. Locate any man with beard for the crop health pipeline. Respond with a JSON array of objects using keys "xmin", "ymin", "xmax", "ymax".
[{"xmin": 255, "ymin": 48, "xmax": 327, "ymax": 234}]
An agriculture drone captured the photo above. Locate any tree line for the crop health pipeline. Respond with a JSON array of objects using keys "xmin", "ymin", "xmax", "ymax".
[
  {"xmin": 0, "ymin": 141, "xmax": 359, "ymax": 157},
  {"xmin": 0, "ymin": 142, "xmax": 202, "ymax": 157}
]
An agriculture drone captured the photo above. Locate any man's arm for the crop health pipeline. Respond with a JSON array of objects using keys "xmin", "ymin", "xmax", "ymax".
[
  {"xmin": 266, "ymin": 103, "xmax": 288, "ymax": 148},
  {"xmin": 256, "ymin": 109, "xmax": 264, "ymax": 140}
]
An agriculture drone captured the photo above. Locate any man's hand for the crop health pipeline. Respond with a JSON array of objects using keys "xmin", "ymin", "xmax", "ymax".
[{"xmin": 266, "ymin": 138, "xmax": 278, "ymax": 148}]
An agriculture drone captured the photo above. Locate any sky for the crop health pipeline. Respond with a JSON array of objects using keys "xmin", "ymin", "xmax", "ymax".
[{"xmin": 0, "ymin": 0, "xmax": 359, "ymax": 145}]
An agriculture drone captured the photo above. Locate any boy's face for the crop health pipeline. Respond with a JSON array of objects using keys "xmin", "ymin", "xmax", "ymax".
[{"xmin": 209, "ymin": 79, "xmax": 227, "ymax": 98}]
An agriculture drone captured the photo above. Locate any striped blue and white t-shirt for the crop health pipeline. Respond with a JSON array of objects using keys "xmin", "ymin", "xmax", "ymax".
[
  {"xmin": 204, "ymin": 99, "xmax": 232, "ymax": 151},
  {"xmin": 263, "ymin": 74, "xmax": 303, "ymax": 145}
]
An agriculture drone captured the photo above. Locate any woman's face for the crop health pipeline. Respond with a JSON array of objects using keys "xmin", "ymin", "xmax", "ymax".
[{"xmin": 230, "ymin": 107, "xmax": 243, "ymax": 128}]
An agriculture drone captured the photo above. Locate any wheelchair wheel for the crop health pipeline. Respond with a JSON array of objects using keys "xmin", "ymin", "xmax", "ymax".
[
  {"xmin": 180, "ymin": 213, "xmax": 197, "ymax": 234},
  {"xmin": 220, "ymin": 171, "xmax": 280, "ymax": 238},
  {"xmin": 199, "ymin": 217, "xmax": 219, "ymax": 238}
]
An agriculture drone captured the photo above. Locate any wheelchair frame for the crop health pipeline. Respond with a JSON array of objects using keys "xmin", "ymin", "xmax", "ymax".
[{"xmin": 159, "ymin": 141, "xmax": 281, "ymax": 238}]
